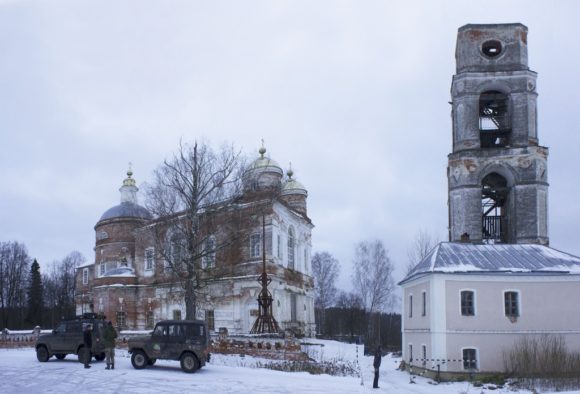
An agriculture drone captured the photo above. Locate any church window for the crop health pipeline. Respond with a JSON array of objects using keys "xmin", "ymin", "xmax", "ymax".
[
  {"xmin": 481, "ymin": 40, "xmax": 502, "ymax": 58},
  {"xmin": 146, "ymin": 311, "xmax": 154, "ymax": 329},
  {"xmin": 203, "ymin": 236, "xmax": 216, "ymax": 268},
  {"xmin": 288, "ymin": 227, "xmax": 295, "ymax": 269},
  {"xmin": 145, "ymin": 247, "xmax": 155, "ymax": 271},
  {"xmin": 482, "ymin": 173, "xmax": 509, "ymax": 243},
  {"xmin": 479, "ymin": 91, "xmax": 510, "ymax": 148},
  {"xmin": 462, "ymin": 348, "xmax": 478, "ymax": 370},
  {"xmin": 116, "ymin": 311, "xmax": 126, "ymax": 329},
  {"xmin": 408, "ymin": 294, "xmax": 413, "ymax": 318},
  {"xmin": 461, "ymin": 290, "xmax": 475, "ymax": 316},
  {"xmin": 250, "ymin": 233, "xmax": 261, "ymax": 258},
  {"xmin": 82, "ymin": 268, "xmax": 89, "ymax": 285},
  {"xmin": 421, "ymin": 291, "xmax": 427, "ymax": 316},
  {"xmin": 504, "ymin": 291, "xmax": 519, "ymax": 318}
]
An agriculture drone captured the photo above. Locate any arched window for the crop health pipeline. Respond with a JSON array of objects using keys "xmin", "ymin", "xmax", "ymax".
[
  {"xmin": 482, "ymin": 172, "xmax": 509, "ymax": 243},
  {"xmin": 288, "ymin": 227, "xmax": 295, "ymax": 269},
  {"xmin": 479, "ymin": 91, "xmax": 510, "ymax": 148}
]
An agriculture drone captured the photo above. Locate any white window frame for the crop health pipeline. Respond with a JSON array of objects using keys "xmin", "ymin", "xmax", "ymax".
[
  {"xmin": 99, "ymin": 263, "xmax": 106, "ymax": 277},
  {"xmin": 82, "ymin": 268, "xmax": 89, "ymax": 285},
  {"xmin": 461, "ymin": 347, "xmax": 479, "ymax": 370},
  {"xmin": 145, "ymin": 247, "xmax": 155, "ymax": 271},
  {"xmin": 250, "ymin": 233, "xmax": 261, "ymax": 259},
  {"xmin": 503, "ymin": 289, "xmax": 521, "ymax": 318},
  {"xmin": 460, "ymin": 289, "xmax": 476, "ymax": 317}
]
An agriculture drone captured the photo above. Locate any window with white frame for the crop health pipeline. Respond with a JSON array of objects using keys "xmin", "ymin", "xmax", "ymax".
[
  {"xmin": 409, "ymin": 344, "xmax": 413, "ymax": 363},
  {"xmin": 462, "ymin": 348, "xmax": 477, "ymax": 370},
  {"xmin": 461, "ymin": 290, "xmax": 475, "ymax": 316},
  {"xmin": 146, "ymin": 311, "xmax": 155, "ymax": 329},
  {"xmin": 82, "ymin": 268, "xmax": 89, "ymax": 285},
  {"xmin": 421, "ymin": 291, "xmax": 427, "ymax": 316},
  {"xmin": 290, "ymin": 293, "xmax": 297, "ymax": 322},
  {"xmin": 250, "ymin": 233, "xmax": 261, "ymax": 258},
  {"xmin": 288, "ymin": 227, "xmax": 295, "ymax": 269},
  {"xmin": 145, "ymin": 247, "xmax": 155, "ymax": 271},
  {"xmin": 99, "ymin": 263, "xmax": 106, "ymax": 277},
  {"xmin": 422, "ymin": 345, "xmax": 427, "ymax": 367},
  {"xmin": 408, "ymin": 294, "xmax": 413, "ymax": 318},
  {"xmin": 504, "ymin": 291, "xmax": 519, "ymax": 318},
  {"xmin": 203, "ymin": 236, "xmax": 216, "ymax": 268},
  {"xmin": 116, "ymin": 311, "xmax": 126, "ymax": 329},
  {"xmin": 304, "ymin": 249, "xmax": 308, "ymax": 274},
  {"xmin": 170, "ymin": 235, "xmax": 183, "ymax": 266}
]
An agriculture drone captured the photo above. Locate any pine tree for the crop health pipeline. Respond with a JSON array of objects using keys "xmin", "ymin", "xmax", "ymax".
[{"xmin": 26, "ymin": 259, "xmax": 44, "ymax": 327}]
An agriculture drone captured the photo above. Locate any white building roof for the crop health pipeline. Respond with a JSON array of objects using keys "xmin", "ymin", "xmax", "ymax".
[{"xmin": 399, "ymin": 242, "xmax": 580, "ymax": 285}]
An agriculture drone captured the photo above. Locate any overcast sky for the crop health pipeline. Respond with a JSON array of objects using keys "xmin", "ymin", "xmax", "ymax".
[{"xmin": 1, "ymin": 0, "xmax": 579, "ymax": 295}]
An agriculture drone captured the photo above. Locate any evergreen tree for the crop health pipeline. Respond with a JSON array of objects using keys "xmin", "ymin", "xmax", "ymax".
[{"xmin": 26, "ymin": 259, "xmax": 43, "ymax": 327}]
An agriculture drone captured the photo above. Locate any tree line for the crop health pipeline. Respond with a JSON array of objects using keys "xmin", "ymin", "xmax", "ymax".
[
  {"xmin": 311, "ymin": 241, "xmax": 401, "ymax": 351},
  {"xmin": 0, "ymin": 241, "xmax": 83, "ymax": 330}
]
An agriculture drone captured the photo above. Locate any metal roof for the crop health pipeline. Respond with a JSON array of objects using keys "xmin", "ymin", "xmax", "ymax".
[
  {"xmin": 399, "ymin": 242, "xmax": 580, "ymax": 285},
  {"xmin": 99, "ymin": 202, "xmax": 152, "ymax": 222}
]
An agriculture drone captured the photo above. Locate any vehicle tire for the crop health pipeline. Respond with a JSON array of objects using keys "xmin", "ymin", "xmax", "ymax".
[
  {"xmin": 180, "ymin": 353, "xmax": 199, "ymax": 373},
  {"xmin": 131, "ymin": 350, "xmax": 148, "ymax": 369},
  {"xmin": 94, "ymin": 353, "xmax": 106, "ymax": 361},
  {"xmin": 55, "ymin": 354, "xmax": 66, "ymax": 360},
  {"xmin": 36, "ymin": 346, "xmax": 50, "ymax": 362},
  {"xmin": 147, "ymin": 358, "xmax": 156, "ymax": 366}
]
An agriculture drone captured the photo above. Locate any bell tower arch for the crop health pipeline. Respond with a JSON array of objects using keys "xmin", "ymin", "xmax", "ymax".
[{"xmin": 448, "ymin": 24, "xmax": 549, "ymax": 245}]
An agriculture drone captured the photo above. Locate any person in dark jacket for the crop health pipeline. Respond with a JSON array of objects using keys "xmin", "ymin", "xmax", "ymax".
[
  {"xmin": 103, "ymin": 321, "xmax": 118, "ymax": 370},
  {"xmin": 83, "ymin": 323, "xmax": 93, "ymax": 369},
  {"xmin": 373, "ymin": 346, "xmax": 382, "ymax": 388}
]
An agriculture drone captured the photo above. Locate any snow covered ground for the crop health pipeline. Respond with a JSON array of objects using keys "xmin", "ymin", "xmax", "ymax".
[{"xmin": 1, "ymin": 340, "xmax": 578, "ymax": 394}]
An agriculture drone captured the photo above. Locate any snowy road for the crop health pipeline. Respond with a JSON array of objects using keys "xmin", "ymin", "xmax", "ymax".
[{"xmin": 0, "ymin": 346, "xmax": 573, "ymax": 394}]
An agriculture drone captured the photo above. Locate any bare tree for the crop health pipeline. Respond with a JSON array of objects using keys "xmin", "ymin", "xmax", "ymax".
[
  {"xmin": 0, "ymin": 241, "xmax": 30, "ymax": 328},
  {"xmin": 145, "ymin": 140, "xmax": 244, "ymax": 320},
  {"xmin": 352, "ymin": 240, "xmax": 395, "ymax": 343},
  {"xmin": 43, "ymin": 251, "xmax": 84, "ymax": 326},
  {"xmin": 406, "ymin": 229, "xmax": 439, "ymax": 275},
  {"xmin": 311, "ymin": 251, "xmax": 340, "ymax": 335},
  {"xmin": 312, "ymin": 252, "xmax": 340, "ymax": 310}
]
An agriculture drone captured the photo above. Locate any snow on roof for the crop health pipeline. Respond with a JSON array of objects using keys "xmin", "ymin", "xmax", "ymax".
[{"xmin": 399, "ymin": 242, "xmax": 580, "ymax": 285}]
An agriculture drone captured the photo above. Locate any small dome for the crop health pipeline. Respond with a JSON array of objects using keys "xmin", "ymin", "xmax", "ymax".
[
  {"xmin": 243, "ymin": 144, "xmax": 283, "ymax": 192},
  {"xmin": 245, "ymin": 148, "xmax": 283, "ymax": 176},
  {"xmin": 281, "ymin": 167, "xmax": 307, "ymax": 196},
  {"xmin": 99, "ymin": 202, "xmax": 152, "ymax": 222},
  {"xmin": 98, "ymin": 166, "xmax": 152, "ymax": 223}
]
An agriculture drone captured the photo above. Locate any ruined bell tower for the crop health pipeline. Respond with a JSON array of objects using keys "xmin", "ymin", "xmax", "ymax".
[{"xmin": 448, "ymin": 24, "xmax": 549, "ymax": 245}]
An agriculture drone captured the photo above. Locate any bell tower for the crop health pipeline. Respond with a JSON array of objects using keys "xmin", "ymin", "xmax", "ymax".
[{"xmin": 448, "ymin": 23, "xmax": 549, "ymax": 245}]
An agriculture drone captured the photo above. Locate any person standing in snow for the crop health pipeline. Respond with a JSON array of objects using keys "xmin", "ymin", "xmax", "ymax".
[
  {"xmin": 83, "ymin": 323, "xmax": 93, "ymax": 369},
  {"xmin": 103, "ymin": 321, "xmax": 118, "ymax": 370},
  {"xmin": 373, "ymin": 346, "xmax": 382, "ymax": 388}
]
